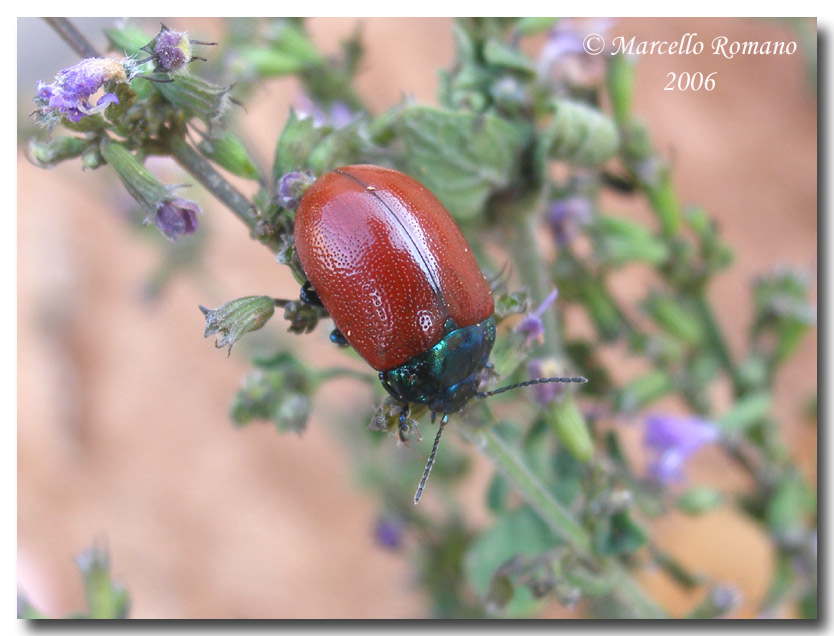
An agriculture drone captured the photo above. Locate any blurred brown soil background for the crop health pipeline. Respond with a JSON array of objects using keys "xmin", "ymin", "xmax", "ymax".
[{"xmin": 17, "ymin": 18, "xmax": 816, "ymax": 618}]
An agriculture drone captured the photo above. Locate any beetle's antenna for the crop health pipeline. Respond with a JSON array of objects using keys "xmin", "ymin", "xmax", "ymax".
[
  {"xmin": 476, "ymin": 376, "xmax": 587, "ymax": 399},
  {"xmin": 414, "ymin": 414, "xmax": 448, "ymax": 505}
]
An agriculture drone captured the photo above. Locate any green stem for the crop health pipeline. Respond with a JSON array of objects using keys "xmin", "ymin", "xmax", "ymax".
[
  {"xmin": 515, "ymin": 214, "xmax": 561, "ymax": 357},
  {"xmin": 459, "ymin": 424, "xmax": 666, "ymax": 618},
  {"xmin": 693, "ymin": 291, "xmax": 740, "ymax": 392},
  {"xmin": 166, "ymin": 136, "xmax": 277, "ymax": 248},
  {"xmin": 43, "ymin": 17, "xmax": 101, "ymax": 58}
]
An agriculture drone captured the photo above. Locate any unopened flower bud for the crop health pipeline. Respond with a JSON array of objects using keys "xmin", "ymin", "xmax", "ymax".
[
  {"xmin": 99, "ymin": 139, "xmax": 202, "ymax": 241},
  {"xmin": 28, "ymin": 136, "xmax": 89, "ymax": 168},
  {"xmin": 138, "ymin": 24, "xmax": 215, "ymax": 75},
  {"xmin": 199, "ymin": 295, "xmax": 277, "ymax": 354},
  {"xmin": 154, "ymin": 197, "xmax": 201, "ymax": 241}
]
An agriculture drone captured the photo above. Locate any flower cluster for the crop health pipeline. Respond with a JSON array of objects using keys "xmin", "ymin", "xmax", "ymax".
[{"xmin": 35, "ymin": 58, "xmax": 126, "ymax": 124}]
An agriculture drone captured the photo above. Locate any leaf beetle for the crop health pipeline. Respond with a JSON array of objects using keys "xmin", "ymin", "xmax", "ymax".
[{"xmin": 293, "ymin": 165, "xmax": 585, "ymax": 503}]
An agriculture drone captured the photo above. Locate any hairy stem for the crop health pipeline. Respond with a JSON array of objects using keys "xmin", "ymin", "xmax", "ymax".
[
  {"xmin": 43, "ymin": 17, "xmax": 101, "ymax": 58},
  {"xmin": 460, "ymin": 425, "xmax": 666, "ymax": 618},
  {"xmin": 166, "ymin": 136, "xmax": 280, "ymax": 250}
]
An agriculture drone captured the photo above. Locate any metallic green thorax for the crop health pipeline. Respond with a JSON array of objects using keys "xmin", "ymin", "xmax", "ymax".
[{"xmin": 379, "ymin": 318, "xmax": 496, "ymax": 414}]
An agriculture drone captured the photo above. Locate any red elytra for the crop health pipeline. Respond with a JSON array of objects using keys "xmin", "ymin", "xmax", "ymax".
[{"xmin": 294, "ymin": 164, "xmax": 494, "ymax": 372}]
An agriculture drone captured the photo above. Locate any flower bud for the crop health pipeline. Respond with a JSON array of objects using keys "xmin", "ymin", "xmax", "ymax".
[
  {"xmin": 546, "ymin": 99, "xmax": 619, "ymax": 167},
  {"xmin": 28, "ymin": 136, "xmax": 89, "ymax": 168},
  {"xmin": 99, "ymin": 139, "xmax": 202, "ymax": 241},
  {"xmin": 154, "ymin": 198, "xmax": 200, "ymax": 241},
  {"xmin": 546, "ymin": 395, "xmax": 593, "ymax": 462},
  {"xmin": 199, "ymin": 296, "xmax": 277, "ymax": 354}
]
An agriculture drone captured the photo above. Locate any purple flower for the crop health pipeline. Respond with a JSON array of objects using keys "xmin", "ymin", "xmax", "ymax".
[
  {"xmin": 275, "ymin": 171, "xmax": 315, "ymax": 210},
  {"xmin": 295, "ymin": 94, "xmax": 354, "ymax": 129},
  {"xmin": 537, "ymin": 19, "xmax": 615, "ymax": 91},
  {"xmin": 515, "ymin": 287, "xmax": 559, "ymax": 347},
  {"xmin": 547, "ymin": 196, "xmax": 592, "ymax": 246},
  {"xmin": 153, "ymin": 197, "xmax": 201, "ymax": 241},
  {"xmin": 153, "ymin": 28, "xmax": 192, "ymax": 72},
  {"xmin": 36, "ymin": 58, "xmax": 126, "ymax": 123},
  {"xmin": 644, "ymin": 414, "xmax": 719, "ymax": 484},
  {"xmin": 373, "ymin": 518, "xmax": 404, "ymax": 550}
]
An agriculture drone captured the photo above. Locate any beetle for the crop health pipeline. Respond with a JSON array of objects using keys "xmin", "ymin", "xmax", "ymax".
[{"xmin": 293, "ymin": 165, "xmax": 585, "ymax": 503}]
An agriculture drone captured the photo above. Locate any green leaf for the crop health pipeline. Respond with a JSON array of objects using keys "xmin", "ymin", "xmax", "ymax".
[
  {"xmin": 677, "ymin": 486, "xmax": 724, "ymax": 515},
  {"xmin": 465, "ymin": 506, "xmax": 561, "ymax": 617},
  {"xmin": 483, "ymin": 40, "xmax": 536, "ymax": 74},
  {"xmin": 395, "ymin": 105, "xmax": 531, "ymax": 220},
  {"xmin": 272, "ymin": 109, "xmax": 329, "ymax": 180},
  {"xmin": 716, "ymin": 392, "xmax": 771, "ymax": 434},
  {"xmin": 545, "ymin": 396, "xmax": 594, "ymax": 462},
  {"xmin": 546, "ymin": 100, "xmax": 619, "ymax": 167},
  {"xmin": 486, "ymin": 472, "xmax": 511, "ymax": 513},
  {"xmin": 593, "ymin": 511, "xmax": 647, "ymax": 556}
]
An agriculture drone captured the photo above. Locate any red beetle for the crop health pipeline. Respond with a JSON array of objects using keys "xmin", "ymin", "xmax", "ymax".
[{"xmin": 294, "ymin": 165, "xmax": 584, "ymax": 502}]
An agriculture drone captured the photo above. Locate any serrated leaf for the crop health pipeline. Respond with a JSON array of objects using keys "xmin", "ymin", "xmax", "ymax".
[
  {"xmin": 464, "ymin": 506, "xmax": 561, "ymax": 617},
  {"xmin": 396, "ymin": 105, "xmax": 531, "ymax": 220}
]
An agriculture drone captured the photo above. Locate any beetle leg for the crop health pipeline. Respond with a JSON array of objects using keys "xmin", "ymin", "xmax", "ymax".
[
  {"xmin": 299, "ymin": 281, "xmax": 324, "ymax": 307},
  {"xmin": 329, "ymin": 328, "xmax": 349, "ymax": 347},
  {"xmin": 398, "ymin": 403, "xmax": 411, "ymax": 443}
]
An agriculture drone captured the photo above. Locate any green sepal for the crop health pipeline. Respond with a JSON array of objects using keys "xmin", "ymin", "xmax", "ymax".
[
  {"xmin": 546, "ymin": 100, "xmax": 619, "ymax": 167},
  {"xmin": 545, "ymin": 395, "xmax": 593, "ymax": 462},
  {"xmin": 99, "ymin": 138, "xmax": 169, "ymax": 214},
  {"xmin": 28, "ymin": 135, "xmax": 90, "ymax": 168},
  {"xmin": 198, "ymin": 131, "xmax": 263, "ymax": 181},
  {"xmin": 153, "ymin": 74, "xmax": 231, "ymax": 128}
]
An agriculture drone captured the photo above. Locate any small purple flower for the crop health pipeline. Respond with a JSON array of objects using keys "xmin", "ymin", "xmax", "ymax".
[
  {"xmin": 295, "ymin": 94, "xmax": 354, "ymax": 129},
  {"xmin": 547, "ymin": 196, "xmax": 592, "ymax": 246},
  {"xmin": 153, "ymin": 197, "xmax": 201, "ymax": 241},
  {"xmin": 153, "ymin": 28, "xmax": 191, "ymax": 72},
  {"xmin": 538, "ymin": 19, "xmax": 615, "ymax": 90},
  {"xmin": 515, "ymin": 287, "xmax": 559, "ymax": 347},
  {"xmin": 276, "ymin": 171, "xmax": 315, "ymax": 210},
  {"xmin": 373, "ymin": 518, "xmax": 404, "ymax": 550},
  {"xmin": 644, "ymin": 414, "xmax": 719, "ymax": 484},
  {"xmin": 35, "ymin": 58, "xmax": 126, "ymax": 123}
]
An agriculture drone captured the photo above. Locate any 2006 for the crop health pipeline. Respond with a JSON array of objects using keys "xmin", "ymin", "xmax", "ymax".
[{"xmin": 665, "ymin": 71, "xmax": 717, "ymax": 91}]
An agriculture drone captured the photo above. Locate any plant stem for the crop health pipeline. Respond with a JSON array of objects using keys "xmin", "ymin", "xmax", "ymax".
[
  {"xmin": 515, "ymin": 214, "xmax": 562, "ymax": 357},
  {"xmin": 693, "ymin": 291, "xmax": 740, "ymax": 392},
  {"xmin": 166, "ymin": 136, "xmax": 279, "ymax": 250},
  {"xmin": 43, "ymin": 17, "xmax": 101, "ymax": 58},
  {"xmin": 460, "ymin": 424, "xmax": 666, "ymax": 618}
]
